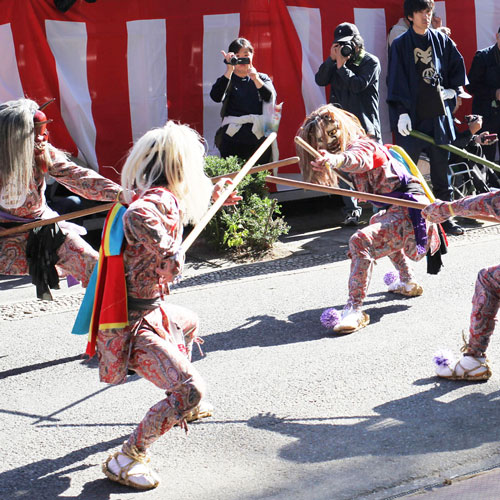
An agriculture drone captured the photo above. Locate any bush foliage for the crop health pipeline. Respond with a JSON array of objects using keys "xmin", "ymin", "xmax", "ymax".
[{"xmin": 203, "ymin": 155, "xmax": 289, "ymax": 253}]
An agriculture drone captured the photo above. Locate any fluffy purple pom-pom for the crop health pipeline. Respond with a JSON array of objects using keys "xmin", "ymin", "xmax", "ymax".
[
  {"xmin": 433, "ymin": 351, "xmax": 454, "ymax": 367},
  {"xmin": 320, "ymin": 308, "xmax": 340, "ymax": 329},
  {"xmin": 383, "ymin": 271, "xmax": 398, "ymax": 286}
]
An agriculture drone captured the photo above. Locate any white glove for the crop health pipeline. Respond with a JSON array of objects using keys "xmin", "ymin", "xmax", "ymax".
[
  {"xmin": 397, "ymin": 113, "xmax": 412, "ymax": 136},
  {"xmin": 441, "ymin": 88, "xmax": 456, "ymax": 100}
]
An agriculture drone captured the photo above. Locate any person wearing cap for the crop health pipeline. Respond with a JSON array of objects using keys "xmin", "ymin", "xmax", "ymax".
[
  {"xmin": 387, "ymin": 0, "xmax": 468, "ymax": 236},
  {"xmin": 315, "ymin": 22, "xmax": 381, "ymax": 226},
  {"xmin": 467, "ymin": 27, "xmax": 500, "ymax": 165}
]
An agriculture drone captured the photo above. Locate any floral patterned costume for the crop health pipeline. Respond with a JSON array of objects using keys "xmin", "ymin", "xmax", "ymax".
[
  {"xmin": 424, "ymin": 191, "xmax": 500, "ymax": 357},
  {"xmin": 336, "ymin": 139, "xmax": 440, "ymax": 309},
  {"xmin": 0, "ymin": 153, "xmax": 122, "ymax": 286},
  {"xmin": 96, "ymin": 187, "xmax": 204, "ymax": 451}
]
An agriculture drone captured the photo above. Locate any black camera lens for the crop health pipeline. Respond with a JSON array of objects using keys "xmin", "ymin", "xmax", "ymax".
[{"xmin": 340, "ymin": 42, "xmax": 354, "ymax": 58}]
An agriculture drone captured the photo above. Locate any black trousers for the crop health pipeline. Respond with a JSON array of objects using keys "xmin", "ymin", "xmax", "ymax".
[
  {"xmin": 219, "ymin": 133, "xmax": 272, "ymax": 165},
  {"xmin": 395, "ymin": 132, "xmax": 452, "ymax": 202}
]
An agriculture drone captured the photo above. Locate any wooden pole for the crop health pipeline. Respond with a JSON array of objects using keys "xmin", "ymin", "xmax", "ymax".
[
  {"xmin": 0, "ymin": 146, "xmax": 291, "ymax": 239},
  {"xmin": 180, "ymin": 132, "xmax": 277, "ymax": 253},
  {"xmin": 210, "ymin": 156, "xmax": 299, "ymax": 183},
  {"xmin": 265, "ymin": 175, "xmax": 499, "ymax": 224},
  {"xmin": 293, "ymin": 136, "xmax": 355, "ymax": 188},
  {"xmin": 0, "ymin": 203, "xmax": 116, "ymax": 238}
]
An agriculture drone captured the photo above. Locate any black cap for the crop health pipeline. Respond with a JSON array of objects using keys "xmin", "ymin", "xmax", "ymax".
[{"xmin": 333, "ymin": 22, "xmax": 359, "ymax": 43}]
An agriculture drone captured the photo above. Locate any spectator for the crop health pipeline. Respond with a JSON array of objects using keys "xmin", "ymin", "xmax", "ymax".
[
  {"xmin": 467, "ymin": 26, "xmax": 500, "ymax": 165},
  {"xmin": 210, "ymin": 37, "xmax": 276, "ymax": 165},
  {"xmin": 315, "ymin": 22, "xmax": 381, "ymax": 225},
  {"xmin": 388, "ymin": 17, "xmax": 410, "ymax": 48},
  {"xmin": 387, "ymin": 0, "xmax": 468, "ymax": 236},
  {"xmin": 387, "ymin": 10, "xmax": 449, "ymax": 48},
  {"xmin": 449, "ymin": 91, "xmax": 500, "ymax": 196}
]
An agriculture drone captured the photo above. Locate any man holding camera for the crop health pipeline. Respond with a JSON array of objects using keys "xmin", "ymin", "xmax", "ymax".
[
  {"xmin": 315, "ymin": 22, "xmax": 381, "ymax": 226},
  {"xmin": 387, "ymin": 0, "xmax": 468, "ymax": 236}
]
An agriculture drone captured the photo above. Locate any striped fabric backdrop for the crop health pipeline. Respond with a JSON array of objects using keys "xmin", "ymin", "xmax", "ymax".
[{"xmin": 0, "ymin": 0, "xmax": 498, "ymax": 189}]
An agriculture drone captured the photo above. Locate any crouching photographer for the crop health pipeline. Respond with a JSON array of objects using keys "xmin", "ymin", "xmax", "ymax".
[{"xmin": 210, "ymin": 37, "xmax": 277, "ymax": 164}]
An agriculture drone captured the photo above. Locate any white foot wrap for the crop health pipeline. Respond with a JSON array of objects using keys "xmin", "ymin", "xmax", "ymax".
[
  {"xmin": 103, "ymin": 446, "xmax": 160, "ymax": 490},
  {"xmin": 436, "ymin": 355, "xmax": 491, "ymax": 381},
  {"xmin": 333, "ymin": 307, "xmax": 370, "ymax": 333}
]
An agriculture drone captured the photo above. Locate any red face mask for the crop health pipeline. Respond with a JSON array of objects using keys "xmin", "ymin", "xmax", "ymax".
[{"xmin": 33, "ymin": 105, "xmax": 53, "ymax": 173}]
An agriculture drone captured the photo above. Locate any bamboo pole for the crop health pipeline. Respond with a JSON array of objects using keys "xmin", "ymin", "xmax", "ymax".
[
  {"xmin": 210, "ymin": 156, "xmax": 299, "ymax": 183},
  {"xmin": 293, "ymin": 136, "xmax": 355, "ymax": 188},
  {"xmin": 265, "ymin": 175, "xmax": 499, "ymax": 224},
  {"xmin": 180, "ymin": 132, "xmax": 277, "ymax": 253},
  {"xmin": 409, "ymin": 130, "xmax": 500, "ymax": 173}
]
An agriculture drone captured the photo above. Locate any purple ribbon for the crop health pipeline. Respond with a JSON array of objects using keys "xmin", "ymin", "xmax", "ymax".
[{"xmin": 371, "ymin": 157, "xmax": 428, "ymax": 255}]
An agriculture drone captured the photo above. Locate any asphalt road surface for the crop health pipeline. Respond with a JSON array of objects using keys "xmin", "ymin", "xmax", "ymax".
[{"xmin": 2, "ymin": 223, "xmax": 500, "ymax": 500}]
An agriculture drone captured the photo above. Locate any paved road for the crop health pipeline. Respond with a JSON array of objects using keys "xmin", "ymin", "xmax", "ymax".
[{"xmin": 2, "ymin": 220, "xmax": 500, "ymax": 500}]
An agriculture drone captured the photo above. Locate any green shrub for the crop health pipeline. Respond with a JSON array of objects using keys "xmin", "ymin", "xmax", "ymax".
[{"xmin": 203, "ymin": 155, "xmax": 289, "ymax": 253}]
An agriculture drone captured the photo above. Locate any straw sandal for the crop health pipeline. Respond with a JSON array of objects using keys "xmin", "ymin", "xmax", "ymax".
[
  {"xmin": 103, "ymin": 445, "xmax": 160, "ymax": 490},
  {"xmin": 185, "ymin": 400, "xmax": 214, "ymax": 423},
  {"xmin": 436, "ymin": 355, "xmax": 492, "ymax": 381},
  {"xmin": 333, "ymin": 308, "xmax": 370, "ymax": 333},
  {"xmin": 388, "ymin": 280, "xmax": 423, "ymax": 297}
]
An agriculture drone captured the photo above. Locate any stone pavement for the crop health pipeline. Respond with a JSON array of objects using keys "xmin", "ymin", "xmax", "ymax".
[{"xmin": 402, "ymin": 466, "xmax": 500, "ymax": 499}]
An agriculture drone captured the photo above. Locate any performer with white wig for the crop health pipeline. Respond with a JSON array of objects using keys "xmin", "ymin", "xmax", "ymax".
[
  {"xmin": 76, "ymin": 121, "xmax": 240, "ymax": 490},
  {"xmin": 298, "ymin": 104, "xmax": 443, "ymax": 333},
  {"xmin": 0, "ymin": 98, "xmax": 125, "ymax": 299}
]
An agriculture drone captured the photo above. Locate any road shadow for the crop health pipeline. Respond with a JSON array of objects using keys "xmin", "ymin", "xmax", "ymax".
[
  {"xmin": 197, "ymin": 295, "xmax": 412, "ymax": 358},
  {"xmin": 0, "ymin": 434, "xmax": 138, "ymax": 499},
  {"xmin": 247, "ymin": 379, "xmax": 500, "ymax": 464},
  {"xmin": 0, "ymin": 274, "xmax": 31, "ymax": 290}
]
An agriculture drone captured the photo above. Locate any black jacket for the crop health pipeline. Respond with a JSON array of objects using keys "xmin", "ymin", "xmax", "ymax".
[
  {"xmin": 315, "ymin": 49, "xmax": 381, "ymax": 141},
  {"xmin": 467, "ymin": 44, "xmax": 500, "ymax": 119}
]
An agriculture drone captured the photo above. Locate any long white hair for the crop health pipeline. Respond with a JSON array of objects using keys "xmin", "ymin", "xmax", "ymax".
[
  {"xmin": 121, "ymin": 121, "xmax": 213, "ymax": 224},
  {"xmin": 0, "ymin": 98, "xmax": 38, "ymax": 193}
]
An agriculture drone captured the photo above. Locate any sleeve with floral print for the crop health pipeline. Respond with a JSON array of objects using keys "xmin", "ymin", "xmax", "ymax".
[
  {"xmin": 338, "ymin": 139, "xmax": 380, "ymax": 174},
  {"xmin": 48, "ymin": 151, "xmax": 122, "ymax": 202},
  {"xmin": 448, "ymin": 191, "xmax": 500, "ymax": 221}
]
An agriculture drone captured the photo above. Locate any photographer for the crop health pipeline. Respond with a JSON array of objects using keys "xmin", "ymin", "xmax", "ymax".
[
  {"xmin": 315, "ymin": 22, "xmax": 381, "ymax": 225},
  {"xmin": 210, "ymin": 37, "xmax": 276, "ymax": 164},
  {"xmin": 450, "ymin": 92, "xmax": 499, "ymax": 193}
]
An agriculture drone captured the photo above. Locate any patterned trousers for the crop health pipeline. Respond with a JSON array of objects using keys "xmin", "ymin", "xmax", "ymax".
[
  {"xmin": 347, "ymin": 206, "xmax": 420, "ymax": 309},
  {"xmin": 125, "ymin": 304, "xmax": 205, "ymax": 451},
  {"xmin": 467, "ymin": 264, "xmax": 500, "ymax": 357},
  {"xmin": 0, "ymin": 230, "xmax": 98, "ymax": 287}
]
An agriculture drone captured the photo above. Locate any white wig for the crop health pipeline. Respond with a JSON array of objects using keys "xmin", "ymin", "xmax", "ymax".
[
  {"xmin": 0, "ymin": 98, "xmax": 38, "ymax": 193},
  {"xmin": 121, "ymin": 121, "xmax": 213, "ymax": 224}
]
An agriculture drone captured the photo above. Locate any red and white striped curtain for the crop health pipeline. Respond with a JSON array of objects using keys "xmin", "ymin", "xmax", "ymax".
[{"xmin": 0, "ymin": 0, "xmax": 498, "ymax": 184}]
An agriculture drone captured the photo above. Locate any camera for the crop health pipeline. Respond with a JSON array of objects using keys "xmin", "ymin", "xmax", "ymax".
[
  {"xmin": 482, "ymin": 133, "xmax": 498, "ymax": 143},
  {"xmin": 339, "ymin": 41, "xmax": 356, "ymax": 58},
  {"xmin": 224, "ymin": 56, "xmax": 251, "ymax": 65}
]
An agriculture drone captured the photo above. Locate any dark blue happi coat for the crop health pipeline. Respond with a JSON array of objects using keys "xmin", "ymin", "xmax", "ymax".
[{"xmin": 387, "ymin": 27, "xmax": 467, "ymax": 145}]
